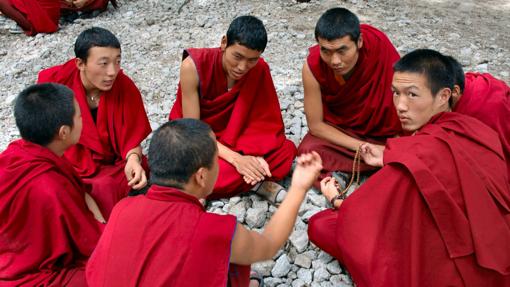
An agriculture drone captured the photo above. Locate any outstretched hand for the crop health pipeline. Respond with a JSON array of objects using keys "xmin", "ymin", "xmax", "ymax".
[
  {"xmin": 291, "ymin": 151, "xmax": 322, "ymax": 191},
  {"xmin": 360, "ymin": 143, "xmax": 385, "ymax": 167}
]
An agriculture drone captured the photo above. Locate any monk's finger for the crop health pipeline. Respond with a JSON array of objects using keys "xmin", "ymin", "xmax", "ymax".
[
  {"xmin": 245, "ymin": 160, "xmax": 265, "ymax": 181},
  {"xmin": 257, "ymin": 157, "xmax": 272, "ymax": 177},
  {"xmin": 132, "ymin": 171, "xmax": 148, "ymax": 190}
]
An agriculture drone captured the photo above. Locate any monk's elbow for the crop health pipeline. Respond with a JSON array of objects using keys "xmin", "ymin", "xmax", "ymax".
[{"xmin": 307, "ymin": 122, "xmax": 323, "ymax": 137}]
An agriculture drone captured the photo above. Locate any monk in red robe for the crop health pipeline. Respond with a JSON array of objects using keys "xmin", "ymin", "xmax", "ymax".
[
  {"xmin": 298, "ymin": 7, "xmax": 401, "ymax": 183},
  {"xmin": 0, "ymin": 83, "xmax": 104, "ymax": 286},
  {"xmin": 169, "ymin": 16, "xmax": 296, "ymax": 201},
  {"xmin": 308, "ymin": 49, "xmax": 510, "ymax": 286},
  {"xmin": 0, "ymin": 0, "xmax": 115, "ymax": 35},
  {"xmin": 446, "ymin": 55, "xmax": 510, "ymax": 180},
  {"xmin": 86, "ymin": 119, "xmax": 322, "ymax": 287},
  {"xmin": 38, "ymin": 27, "xmax": 152, "ymax": 219}
]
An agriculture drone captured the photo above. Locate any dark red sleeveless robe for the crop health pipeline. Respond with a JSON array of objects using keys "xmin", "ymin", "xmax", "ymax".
[
  {"xmin": 308, "ymin": 112, "xmax": 510, "ymax": 286},
  {"xmin": 86, "ymin": 185, "xmax": 250, "ymax": 287},
  {"xmin": 453, "ymin": 72, "xmax": 510, "ymax": 180},
  {"xmin": 169, "ymin": 48, "xmax": 296, "ymax": 198},
  {"xmin": 298, "ymin": 24, "xmax": 401, "ymax": 176},
  {"xmin": 38, "ymin": 59, "xmax": 152, "ymax": 219},
  {"xmin": 0, "ymin": 139, "xmax": 103, "ymax": 286}
]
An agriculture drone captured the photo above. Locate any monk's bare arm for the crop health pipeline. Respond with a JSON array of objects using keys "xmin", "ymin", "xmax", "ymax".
[
  {"xmin": 180, "ymin": 57, "xmax": 201, "ymax": 119},
  {"xmin": 303, "ymin": 62, "xmax": 365, "ymax": 151},
  {"xmin": 230, "ymin": 152, "xmax": 322, "ymax": 265}
]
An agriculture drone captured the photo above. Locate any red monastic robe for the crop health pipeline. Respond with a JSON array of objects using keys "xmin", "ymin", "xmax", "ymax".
[
  {"xmin": 3, "ymin": 0, "xmax": 60, "ymax": 35},
  {"xmin": 0, "ymin": 140, "xmax": 103, "ymax": 287},
  {"xmin": 308, "ymin": 112, "xmax": 510, "ymax": 287},
  {"xmin": 86, "ymin": 185, "xmax": 250, "ymax": 287},
  {"xmin": 453, "ymin": 72, "xmax": 510, "ymax": 180},
  {"xmin": 169, "ymin": 48, "xmax": 296, "ymax": 198},
  {"xmin": 0, "ymin": 0, "xmax": 114, "ymax": 36},
  {"xmin": 38, "ymin": 59, "xmax": 152, "ymax": 219},
  {"xmin": 298, "ymin": 24, "xmax": 401, "ymax": 175}
]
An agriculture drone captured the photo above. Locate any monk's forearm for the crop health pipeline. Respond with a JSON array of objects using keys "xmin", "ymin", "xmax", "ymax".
[
  {"xmin": 310, "ymin": 122, "xmax": 364, "ymax": 151},
  {"xmin": 217, "ymin": 141, "xmax": 240, "ymax": 164},
  {"xmin": 259, "ymin": 185, "xmax": 306, "ymax": 259}
]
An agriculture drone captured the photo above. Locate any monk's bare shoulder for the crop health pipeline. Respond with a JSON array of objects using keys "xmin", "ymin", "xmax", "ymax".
[{"xmin": 180, "ymin": 57, "xmax": 198, "ymax": 87}]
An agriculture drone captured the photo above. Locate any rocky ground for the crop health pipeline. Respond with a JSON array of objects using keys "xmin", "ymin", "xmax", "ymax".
[{"xmin": 0, "ymin": 0, "xmax": 508, "ymax": 286}]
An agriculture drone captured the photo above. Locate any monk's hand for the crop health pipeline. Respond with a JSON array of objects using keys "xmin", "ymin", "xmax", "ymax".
[
  {"xmin": 320, "ymin": 177, "xmax": 339, "ymax": 200},
  {"xmin": 232, "ymin": 155, "xmax": 268, "ymax": 185},
  {"xmin": 124, "ymin": 156, "xmax": 147, "ymax": 190},
  {"xmin": 291, "ymin": 151, "xmax": 322, "ymax": 191},
  {"xmin": 360, "ymin": 143, "xmax": 384, "ymax": 167}
]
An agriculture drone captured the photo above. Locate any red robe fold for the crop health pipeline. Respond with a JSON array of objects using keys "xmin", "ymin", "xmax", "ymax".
[
  {"xmin": 308, "ymin": 112, "xmax": 510, "ymax": 286},
  {"xmin": 0, "ymin": 139, "xmax": 103, "ymax": 287},
  {"xmin": 169, "ymin": 48, "xmax": 296, "ymax": 198},
  {"xmin": 86, "ymin": 185, "xmax": 250, "ymax": 287},
  {"xmin": 453, "ymin": 72, "xmax": 510, "ymax": 180},
  {"xmin": 298, "ymin": 24, "xmax": 401, "ymax": 174},
  {"xmin": 38, "ymin": 59, "xmax": 152, "ymax": 219}
]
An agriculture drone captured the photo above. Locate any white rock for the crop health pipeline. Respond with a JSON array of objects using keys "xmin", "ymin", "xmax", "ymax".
[
  {"xmin": 326, "ymin": 260, "xmax": 342, "ymax": 274},
  {"xmin": 252, "ymin": 260, "xmax": 275, "ymax": 277},
  {"xmin": 313, "ymin": 267, "xmax": 330, "ymax": 282},
  {"xmin": 297, "ymin": 268, "xmax": 313, "ymax": 284},
  {"xmin": 246, "ymin": 207, "xmax": 266, "ymax": 228},
  {"xmin": 271, "ymin": 254, "xmax": 292, "ymax": 277},
  {"xmin": 294, "ymin": 253, "xmax": 312, "ymax": 268},
  {"xmin": 289, "ymin": 229, "xmax": 309, "ymax": 253}
]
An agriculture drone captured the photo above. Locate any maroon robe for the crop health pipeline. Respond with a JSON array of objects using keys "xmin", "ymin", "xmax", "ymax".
[
  {"xmin": 169, "ymin": 48, "xmax": 296, "ymax": 198},
  {"xmin": 298, "ymin": 24, "xmax": 401, "ymax": 176},
  {"xmin": 453, "ymin": 72, "xmax": 510, "ymax": 180},
  {"xmin": 38, "ymin": 59, "xmax": 152, "ymax": 219},
  {"xmin": 86, "ymin": 185, "xmax": 250, "ymax": 286},
  {"xmin": 0, "ymin": 140, "xmax": 103, "ymax": 286},
  {"xmin": 308, "ymin": 112, "xmax": 510, "ymax": 286}
]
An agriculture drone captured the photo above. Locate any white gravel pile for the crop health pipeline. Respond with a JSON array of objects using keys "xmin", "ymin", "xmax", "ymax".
[{"xmin": 0, "ymin": 0, "xmax": 508, "ymax": 286}]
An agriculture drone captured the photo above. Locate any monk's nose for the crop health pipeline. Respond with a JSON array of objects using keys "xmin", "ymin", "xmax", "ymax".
[
  {"xmin": 394, "ymin": 96, "xmax": 408, "ymax": 112},
  {"xmin": 237, "ymin": 60, "xmax": 248, "ymax": 72},
  {"xmin": 331, "ymin": 53, "xmax": 342, "ymax": 66},
  {"xmin": 106, "ymin": 63, "xmax": 117, "ymax": 76}
]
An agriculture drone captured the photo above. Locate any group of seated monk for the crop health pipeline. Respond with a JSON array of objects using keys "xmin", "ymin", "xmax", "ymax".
[{"xmin": 0, "ymin": 6, "xmax": 509, "ymax": 287}]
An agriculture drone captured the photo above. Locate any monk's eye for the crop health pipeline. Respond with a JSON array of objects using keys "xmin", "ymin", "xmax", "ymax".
[
  {"xmin": 392, "ymin": 91, "xmax": 398, "ymax": 97},
  {"xmin": 409, "ymin": 92, "xmax": 418, "ymax": 98}
]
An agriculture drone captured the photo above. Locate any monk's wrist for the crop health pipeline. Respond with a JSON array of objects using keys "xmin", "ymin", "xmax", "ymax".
[{"xmin": 126, "ymin": 152, "xmax": 141, "ymax": 163}]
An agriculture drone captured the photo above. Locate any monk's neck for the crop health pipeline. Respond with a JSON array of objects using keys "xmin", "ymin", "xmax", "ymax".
[
  {"xmin": 80, "ymin": 71, "xmax": 101, "ymax": 99},
  {"xmin": 45, "ymin": 141, "xmax": 66, "ymax": 157},
  {"xmin": 226, "ymin": 77, "xmax": 236, "ymax": 90}
]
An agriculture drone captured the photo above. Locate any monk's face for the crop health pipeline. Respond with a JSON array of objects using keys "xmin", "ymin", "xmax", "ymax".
[
  {"xmin": 318, "ymin": 35, "xmax": 362, "ymax": 77},
  {"xmin": 77, "ymin": 47, "xmax": 121, "ymax": 93},
  {"xmin": 68, "ymin": 98, "xmax": 83, "ymax": 145},
  {"xmin": 392, "ymin": 72, "xmax": 450, "ymax": 132},
  {"xmin": 221, "ymin": 40, "xmax": 262, "ymax": 81}
]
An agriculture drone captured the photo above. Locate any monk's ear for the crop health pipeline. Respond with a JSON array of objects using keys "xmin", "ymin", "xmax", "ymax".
[
  {"xmin": 76, "ymin": 58, "xmax": 86, "ymax": 71},
  {"xmin": 220, "ymin": 36, "xmax": 227, "ymax": 51},
  {"xmin": 451, "ymin": 85, "xmax": 461, "ymax": 106},
  {"xmin": 437, "ymin": 88, "xmax": 452, "ymax": 109},
  {"xmin": 194, "ymin": 167, "xmax": 207, "ymax": 188},
  {"xmin": 357, "ymin": 34, "xmax": 363, "ymax": 49},
  {"xmin": 57, "ymin": 125, "xmax": 71, "ymax": 141}
]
